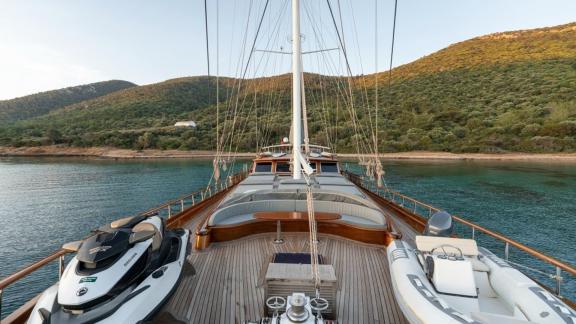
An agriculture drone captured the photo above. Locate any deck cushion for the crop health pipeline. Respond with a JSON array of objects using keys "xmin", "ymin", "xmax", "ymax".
[{"xmin": 415, "ymin": 236, "xmax": 479, "ymax": 256}]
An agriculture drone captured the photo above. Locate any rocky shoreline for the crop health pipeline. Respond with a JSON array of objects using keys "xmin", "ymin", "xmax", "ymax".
[{"xmin": 2, "ymin": 146, "xmax": 576, "ymax": 162}]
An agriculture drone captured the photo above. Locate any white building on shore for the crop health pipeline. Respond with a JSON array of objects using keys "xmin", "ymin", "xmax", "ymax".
[{"xmin": 174, "ymin": 121, "xmax": 197, "ymax": 128}]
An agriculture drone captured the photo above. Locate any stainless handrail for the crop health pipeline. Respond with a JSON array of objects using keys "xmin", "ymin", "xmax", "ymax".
[{"xmin": 261, "ymin": 144, "xmax": 331, "ymax": 151}]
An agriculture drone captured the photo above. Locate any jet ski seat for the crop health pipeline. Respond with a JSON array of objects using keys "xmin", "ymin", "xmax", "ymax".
[
  {"xmin": 132, "ymin": 222, "xmax": 163, "ymax": 251},
  {"xmin": 111, "ymin": 215, "xmax": 148, "ymax": 229}
]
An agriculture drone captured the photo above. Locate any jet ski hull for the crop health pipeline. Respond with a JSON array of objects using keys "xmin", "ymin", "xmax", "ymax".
[{"xmin": 27, "ymin": 226, "xmax": 190, "ymax": 324}]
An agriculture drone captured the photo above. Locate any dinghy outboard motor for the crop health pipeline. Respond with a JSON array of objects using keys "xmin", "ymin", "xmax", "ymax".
[{"xmin": 423, "ymin": 211, "xmax": 453, "ymax": 237}]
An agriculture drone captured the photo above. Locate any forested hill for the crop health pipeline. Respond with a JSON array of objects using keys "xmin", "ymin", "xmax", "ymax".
[
  {"xmin": 1, "ymin": 23, "xmax": 575, "ymax": 153},
  {"xmin": 0, "ymin": 80, "xmax": 136, "ymax": 124},
  {"xmin": 380, "ymin": 23, "xmax": 576, "ymax": 82}
]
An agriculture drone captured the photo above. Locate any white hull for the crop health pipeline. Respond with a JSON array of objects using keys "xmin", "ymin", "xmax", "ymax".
[{"xmin": 27, "ymin": 229, "xmax": 190, "ymax": 324}]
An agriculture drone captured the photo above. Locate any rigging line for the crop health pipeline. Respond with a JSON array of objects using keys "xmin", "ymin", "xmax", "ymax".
[
  {"xmin": 302, "ymin": 1, "xmax": 333, "ymax": 148},
  {"xmin": 201, "ymin": 0, "xmax": 220, "ymax": 188},
  {"xmin": 223, "ymin": 0, "xmax": 254, "ymax": 159},
  {"xmin": 240, "ymin": 0, "xmax": 271, "ymax": 81},
  {"xmin": 325, "ymin": 0, "xmax": 353, "ymax": 77},
  {"xmin": 335, "ymin": 0, "xmax": 345, "ymax": 152},
  {"xmin": 301, "ymin": 169, "xmax": 321, "ymax": 295},
  {"xmin": 387, "ymin": 0, "xmax": 399, "ymax": 106},
  {"xmin": 227, "ymin": 0, "xmax": 285, "ymax": 156},
  {"xmin": 301, "ymin": 6, "xmax": 346, "ymax": 149},
  {"xmin": 223, "ymin": 0, "xmax": 270, "ymax": 156},
  {"xmin": 326, "ymin": 1, "xmax": 372, "ymax": 158},
  {"xmin": 220, "ymin": 0, "xmax": 284, "ymax": 157},
  {"xmin": 216, "ymin": 0, "xmax": 221, "ymax": 156},
  {"xmin": 222, "ymin": 0, "xmax": 240, "ymax": 115},
  {"xmin": 345, "ymin": 0, "xmax": 376, "ymax": 150},
  {"xmin": 249, "ymin": 11, "xmax": 280, "ymax": 151},
  {"xmin": 374, "ymin": 0, "xmax": 379, "ymax": 156},
  {"xmin": 251, "ymin": 5, "xmax": 288, "ymax": 149},
  {"xmin": 204, "ymin": 0, "xmax": 210, "ymax": 76},
  {"xmin": 336, "ymin": 0, "xmax": 346, "ymax": 53},
  {"xmin": 228, "ymin": 55, "xmax": 280, "ymax": 165}
]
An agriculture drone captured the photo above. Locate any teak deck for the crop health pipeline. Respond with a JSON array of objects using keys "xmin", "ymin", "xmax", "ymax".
[{"xmin": 158, "ymin": 214, "xmax": 409, "ymax": 323}]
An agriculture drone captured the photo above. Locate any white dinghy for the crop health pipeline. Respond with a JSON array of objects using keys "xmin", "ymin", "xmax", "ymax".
[{"xmin": 387, "ymin": 211, "xmax": 576, "ymax": 324}]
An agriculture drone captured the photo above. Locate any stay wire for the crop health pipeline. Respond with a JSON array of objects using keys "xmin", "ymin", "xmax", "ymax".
[
  {"xmin": 241, "ymin": 0, "xmax": 271, "ymax": 81},
  {"xmin": 204, "ymin": 0, "xmax": 210, "ymax": 76},
  {"xmin": 387, "ymin": 0, "xmax": 399, "ymax": 98},
  {"xmin": 325, "ymin": 0, "xmax": 353, "ymax": 77}
]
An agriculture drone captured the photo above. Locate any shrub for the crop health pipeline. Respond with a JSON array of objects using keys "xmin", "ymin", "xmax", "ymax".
[{"xmin": 521, "ymin": 124, "xmax": 541, "ymax": 136}]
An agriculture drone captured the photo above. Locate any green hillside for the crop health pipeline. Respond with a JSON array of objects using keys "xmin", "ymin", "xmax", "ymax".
[
  {"xmin": 0, "ymin": 80, "xmax": 136, "ymax": 124},
  {"xmin": 1, "ymin": 23, "xmax": 575, "ymax": 153}
]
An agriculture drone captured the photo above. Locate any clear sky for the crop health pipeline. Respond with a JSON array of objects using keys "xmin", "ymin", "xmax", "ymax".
[{"xmin": 0, "ymin": 0, "xmax": 574, "ymax": 100}]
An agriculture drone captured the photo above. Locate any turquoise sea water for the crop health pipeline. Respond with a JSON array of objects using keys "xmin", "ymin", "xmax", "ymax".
[{"xmin": 0, "ymin": 157, "xmax": 574, "ymax": 317}]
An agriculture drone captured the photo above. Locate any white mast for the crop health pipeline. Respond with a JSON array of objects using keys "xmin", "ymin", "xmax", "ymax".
[{"xmin": 291, "ymin": 0, "xmax": 303, "ymax": 179}]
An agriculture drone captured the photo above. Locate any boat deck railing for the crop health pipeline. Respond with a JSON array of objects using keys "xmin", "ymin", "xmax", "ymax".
[
  {"xmin": 0, "ymin": 170, "xmax": 248, "ymax": 322},
  {"xmin": 343, "ymin": 170, "xmax": 576, "ymax": 305},
  {"xmin": 259, "ymin": 144, "xmax": 332, "ymax": 154}
]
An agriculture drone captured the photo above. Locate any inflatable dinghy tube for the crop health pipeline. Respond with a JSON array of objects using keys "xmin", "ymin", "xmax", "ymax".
[{"xmin": 387, "ymin": 240, "xmax": 576, "ymax": 324}]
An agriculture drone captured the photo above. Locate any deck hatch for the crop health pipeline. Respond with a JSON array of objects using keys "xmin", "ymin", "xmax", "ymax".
[{"xmin": 272, "ymin": 252, "xmax": 323, "ymax": 265}]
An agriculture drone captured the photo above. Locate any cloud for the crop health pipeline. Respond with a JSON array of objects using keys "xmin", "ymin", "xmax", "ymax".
[{"xmin": 0, "ymin": 43, "xmax": 109, "ymax": 100}]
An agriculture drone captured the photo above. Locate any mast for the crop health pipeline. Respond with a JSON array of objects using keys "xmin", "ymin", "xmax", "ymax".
[{"xmin": 291, "ymin": 0, "xmax": 303, "ymax": 179}]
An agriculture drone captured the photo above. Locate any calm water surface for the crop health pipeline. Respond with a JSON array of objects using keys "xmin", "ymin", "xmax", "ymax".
[{"xmin": 1, "ymin": 157, "xmax": 574, "ymax": 317}]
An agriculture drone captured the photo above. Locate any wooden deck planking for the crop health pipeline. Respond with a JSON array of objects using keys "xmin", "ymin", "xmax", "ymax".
[
  {"xmin": 158, "ymin": 228, "xmax": 409, "ymax": 323},
  {"xmin": 149, "ymin": 185, "xmax": 422, "ymax": 324}
]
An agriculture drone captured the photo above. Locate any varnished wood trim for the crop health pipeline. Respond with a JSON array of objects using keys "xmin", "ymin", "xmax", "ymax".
[
  {"xmin": 254, "ymin": 211, "xmax": 341, "ymax": 220},
  {"xmin": 0, "ymin": 250, "xmax": 67, "ymax": 290},
  {"xmin": 195, "ymin": 229, "xmax": 211, "ymax": 250},
  {"xmin": 360, "ymin": 187, "xmax": 428, "ymax": 233},
  {"xmin": 209, "ymin": 219, "xmax": 391, "ymax": 245},
  {"xmin": 165, "ymin": 187, "xmax": 231, "ymax": 229},
  {"xmin": 2, "ymin": 294, "xmax": 41, "ymax": 324},
  {"xmin": 451, "ymin": 214, "xmax": 576, "ymax": 277},
  {"xmin": 1, "ymin": 178, "xmax": 245, "ymax": 324}
]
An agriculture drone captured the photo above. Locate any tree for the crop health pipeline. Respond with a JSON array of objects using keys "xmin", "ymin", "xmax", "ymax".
[
  {"xmin": 46, "ymin": 129, "xmax": 62, "ymax": 145},
  {"xmin": 136, "ymin": 132, "xmax": 157, "ymax": 150}
]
